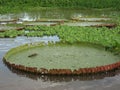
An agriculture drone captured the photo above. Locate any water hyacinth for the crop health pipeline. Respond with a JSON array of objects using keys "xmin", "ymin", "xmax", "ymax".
[{"xmin": 0, "ymin": 25, "xmax": 120, "ymax": 48}]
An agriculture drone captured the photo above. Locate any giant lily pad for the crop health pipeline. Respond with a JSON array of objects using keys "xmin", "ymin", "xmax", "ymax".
[{"xmin": 3, "ymin": 42, "xmax": 120, "ymax": 75}]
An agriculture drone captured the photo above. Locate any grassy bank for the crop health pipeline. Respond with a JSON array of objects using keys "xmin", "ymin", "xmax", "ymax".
[{"xmin": 0, "ymin": 0, "xmax": 120, "ymax": 14}]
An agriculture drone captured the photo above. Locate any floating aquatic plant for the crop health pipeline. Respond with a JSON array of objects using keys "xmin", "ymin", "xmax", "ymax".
[{"xmin": 3, "ymin": 42, "xmax": 120, "ymax": 75}]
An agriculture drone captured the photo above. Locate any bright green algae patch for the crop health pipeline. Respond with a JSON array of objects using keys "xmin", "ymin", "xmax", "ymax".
[{"xmin": 5, "ymin": 43, "xmax": 120, "ymax": 70}]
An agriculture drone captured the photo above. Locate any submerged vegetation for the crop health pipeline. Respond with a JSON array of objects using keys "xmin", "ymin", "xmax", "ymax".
[{"xmin": 0, "ymin": 0, "xmax": 120, "ymax": 13}]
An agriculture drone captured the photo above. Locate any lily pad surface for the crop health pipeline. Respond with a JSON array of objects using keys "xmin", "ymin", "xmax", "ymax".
[
  {"xmin": 0, "ymin": 25, "xmax": 17, "ymax": 31},
  {"xmin": 71, "ymin": 18, "xmax": 111, "ymax": 21},
  {"xmin": 24, "ymin": 21, "xmax": 58, "ymax": 26},
  {"xmin": 64, "ymin": 22, "xmax": 109, "ymax": 26}
]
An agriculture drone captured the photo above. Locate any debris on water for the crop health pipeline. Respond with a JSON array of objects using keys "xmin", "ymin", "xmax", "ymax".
[{"xmin": 28, "ymin": 53, "xmax": 38, "ymax": 57}]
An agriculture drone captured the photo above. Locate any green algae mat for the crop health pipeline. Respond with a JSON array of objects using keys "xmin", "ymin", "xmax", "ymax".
[{"xmin": 3, "ymin": 42, "xmax": 120, "ymax": 75}]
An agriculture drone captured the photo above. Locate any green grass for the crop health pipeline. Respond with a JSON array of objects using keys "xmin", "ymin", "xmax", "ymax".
[{"xmin": 0, "ymin": 0, "xmax": 120, "ymax": 14}]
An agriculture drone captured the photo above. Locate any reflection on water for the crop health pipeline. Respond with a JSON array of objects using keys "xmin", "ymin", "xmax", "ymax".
[
  {"xmin": 4, "ymin": 62, "xmax": 120, "ymax": 82},
  {"xmin": 0, "ymin": 9, "xmax": 120, "ymax": 21},
  {"xmin": 1, "ymin": 9, "xmax": 119, "ymax": 29},
  {"xmin": 0, "ymin": 36, "xmax": 59, "ymax": 51},
  {"xmin": 19, "ymin": 13, "xmax": 36, "ymax": 21}
]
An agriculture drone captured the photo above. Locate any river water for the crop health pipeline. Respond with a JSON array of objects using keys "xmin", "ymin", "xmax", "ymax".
[
  {"xmin": 0, "ymin": 9, "xmax": 120, "ymax": 90},
  {"xmin": 0, "ymin": 9, "xmax": 120, "ymax": 29},
  {"xmin": 0, "ymin": 9, "xmax": 120, "ymax": 20}
]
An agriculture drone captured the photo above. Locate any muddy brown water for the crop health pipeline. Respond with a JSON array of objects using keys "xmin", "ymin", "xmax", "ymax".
[{"xmin": 0, "ymin": 36, "xmax": 120, "ymax": 90}]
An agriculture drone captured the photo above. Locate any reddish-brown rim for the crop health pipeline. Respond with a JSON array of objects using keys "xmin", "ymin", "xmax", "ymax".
[{"xmin": 3, "ymin": 57, "xmax": 120, "ymax": 75}]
